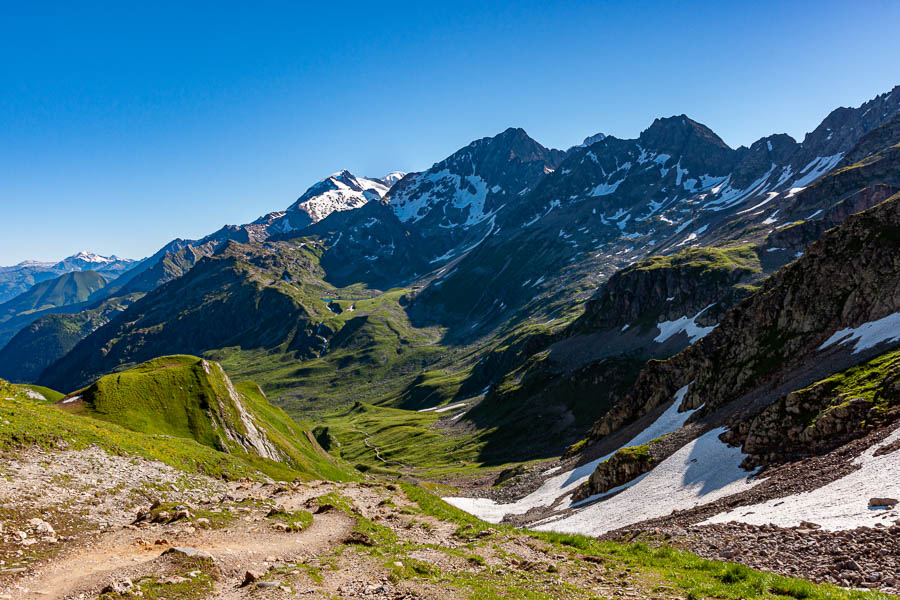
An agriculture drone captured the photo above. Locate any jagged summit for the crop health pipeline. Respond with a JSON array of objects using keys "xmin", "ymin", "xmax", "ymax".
[
  {"xmin": 639, "ymin": 115, "xmax": 732, "ymax": 151},
  {"xmin": 579, "ymin": 132, "xmax": 607, "ymax": 147},
  {"xmin": 388, "ymin": 127, "xmax": 564, "ymax": 226},
  {"xmin": 287, "ymin": 170, "xmax": 391, "ymax": 225}
]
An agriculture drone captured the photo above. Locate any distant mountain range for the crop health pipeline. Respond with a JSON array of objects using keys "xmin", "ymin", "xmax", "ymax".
[{"xmin": 0, "ymin": 251, "xmax": 135, "ymax": 304}]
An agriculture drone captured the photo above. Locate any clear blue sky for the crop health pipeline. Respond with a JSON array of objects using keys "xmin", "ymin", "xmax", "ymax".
[{"xmin": 2, "ymin": 1, "xmax": 899, "ymax": 265}]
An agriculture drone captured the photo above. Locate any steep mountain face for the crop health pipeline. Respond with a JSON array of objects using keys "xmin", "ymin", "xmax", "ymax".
[
  {"xmin": 441, "ymin": 193, "xmax": 900, "ymax": 544},
  {"xmin": 0, "ymin": 271, "xmax": 108, "ymax": 321},
  {"xmin": 453, "ymin": 245, "xmax": 762, "ymax": 460},
  {"xmin": 386, "ymin": 127, "xmax": 565, "ymax": 261},
  {"xmin": 301, "ymin": 200, "xmax": 430, "ymax": 288},
  {"xmin": 40, "ymin": 240, "xmax": 336, "ymax": 392},
  {"xmin": 0, "ymin": 252, "xmax": 134, "ymax": 304},
  {"xmin": 405, "ymin": 87, "xmax": 900, "ymax": 341},
  {"xmin": 558, "ymin": 193, "xmax": 900, "ymax": 509},
  {"xmin": 588, "ymin": 191, "xmax": 900, "ymax": 447},
  {"xmin": 0, "ymin": 293, "xmax": 138, "ymax": 382},
  {"xmin": 390, "ymin": 127, "xmax": 564, "ymax": 227}
]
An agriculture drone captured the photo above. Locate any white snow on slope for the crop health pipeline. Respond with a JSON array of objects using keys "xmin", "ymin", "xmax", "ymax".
[
  {"xmin": 444, "ymin": 386, "xmax": 699, "ymax": 523},
  {"xmin": 792, "ymin": 154, "xmax": 844, "ymax": 188},
  {"xmin": 381, "ymin": 171, "xmax": 407, "ymax": 187},
  {"xmin": 69, "ymin": 250, "xmax": 113, "ymax": 264},
  {"xmin": 290, "ymin": 171, "xmax": 389, "ymax": 223},
  {"xmin": 590, "ymin": 179, "xmax": 623, "ymax": 197},
  {"xmin": 418, "ymin": 401, "xmax": 468, "ymax": 414},
  {"xmin": 390, "ymin": 169, "xmax": 490, "ymax": 225},
  {"xmin": 533, "ymin": 428, "xmax": 758, "ymax": 536},
  {"xmin": 655, "ymin": 305, "xmax": 717, "ymax": 344},
  {"xmin": 703, "ymin": 427, "xmax": 900, "ymax": 531},
  {"xmin": 818, "ymin": 312, "xmax": 900, "ymax": 354}
]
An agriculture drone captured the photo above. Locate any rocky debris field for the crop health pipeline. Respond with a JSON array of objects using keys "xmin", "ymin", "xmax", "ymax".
[
  {"xmin": 0, "ymin": 443, "xmax": 898, "ymax": 599},
  {"xmin": 685, "ymin": 522, "xmax": 900, "ymax": 591}
]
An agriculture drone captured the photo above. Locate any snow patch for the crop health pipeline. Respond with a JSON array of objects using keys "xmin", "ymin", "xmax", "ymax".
[
  {"xmin": 818, "ymin": 312, "xmax": 900, "ymax": 354},
  {"xmin": 654, "ymin": 305, "xmax": 717, "ymax": 344},
  {"xmin": 444, "ymin": 386, "xmax": 700, "ymax": 523},
  {"xmin": 702, "ymin": 427, "xmax": 900, "ymax": 531},
  {"xmin": 534, "ymin": 428, "xmax": 758, "ymax": 536}
]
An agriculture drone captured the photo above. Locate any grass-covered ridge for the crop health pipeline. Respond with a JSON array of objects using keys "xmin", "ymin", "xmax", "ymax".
[
  {"xmin": 631, "ymin": 245, "xmax": 761, "ymax": 277},
  {"xmin": 33, "ymin": 355, "xmax": 353, "ymax": 481}
]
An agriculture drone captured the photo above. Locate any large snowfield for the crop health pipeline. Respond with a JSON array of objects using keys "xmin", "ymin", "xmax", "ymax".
[
  {"xmin": 444, "ymin": 385, "xmax": 700, "ymax": 523},
  {"xmin": 703, "ymin": 428, "xmax": 900, "ymax": 531},
  {"xmin": 446, "ymin": 385, "xmax": 900, "ymax": 536},
  {"xmin": 532, "ymin": 427, "xmax": 759, "ymax": 536}
]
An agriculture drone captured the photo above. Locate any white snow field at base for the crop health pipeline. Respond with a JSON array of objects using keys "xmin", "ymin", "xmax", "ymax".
[
  {"xmin": 818, "ymin": 312, "xmax": 900, "ymax": 354},
  {"xmin": 703, "ymin": 427, "xmax": 900, "ymax": 531},
  {"xmin": 444, "ymin": 385, "xmax": 699, "ymax": 523},
  {"xmin": 532, "ymin": 428, "xmax": 759, "ymax": 536}
]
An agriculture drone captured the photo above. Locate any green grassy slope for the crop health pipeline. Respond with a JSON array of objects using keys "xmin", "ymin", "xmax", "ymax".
[
  {"xmin": 317, "ymin": 402, "xmax": 502, "ymax": 480},
  {"xmin": 51, "ymin": 355, "xmax": 353, "ymax": 481}
]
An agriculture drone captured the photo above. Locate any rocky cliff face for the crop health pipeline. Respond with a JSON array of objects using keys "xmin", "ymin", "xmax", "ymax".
[
  {"xmin": 589, "ymin": 191, "xmax": 900, "ymax": 441},
  {"xmin": 721, "ymin": 349, "xmax": 900, "ymax": 469},
  {"xmin": 569, "ymin": 193, "xmax": 900, "ymax": 503},
  {"xmin": 572, "ymin": 246, "xmax": 760, "ymax": 335}
]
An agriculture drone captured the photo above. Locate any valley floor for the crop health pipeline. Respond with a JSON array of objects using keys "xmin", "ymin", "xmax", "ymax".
[{"xmin": 2, "ymin": 445, "xmax": 897, "ymax": 600}]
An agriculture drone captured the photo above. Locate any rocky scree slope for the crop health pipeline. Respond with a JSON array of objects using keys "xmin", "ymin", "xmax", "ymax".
[{"xmin": 573, "ymin": 192, "xmax": 900, "ymax": 500}]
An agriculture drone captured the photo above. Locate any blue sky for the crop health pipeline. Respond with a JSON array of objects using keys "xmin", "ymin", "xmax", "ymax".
[{"xmin": 2, "ymin": 0, "xmax": 899, "ymax": 264}]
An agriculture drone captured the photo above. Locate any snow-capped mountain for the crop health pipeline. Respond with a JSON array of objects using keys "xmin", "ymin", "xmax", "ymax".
[
  {"xmin": 287, "ymin": 170, "xmax": 391, "ymax": 226},
  {"xmin": 388, "ymin": 127, "xmax": 565, "ymax": 229},
  {"xmin": 380, "ymin": 171, "xmax": 407, "ymax": 187},
  {"xmin": 54, "ymin": 251, "xmax": 129, "ymax": 272},
  {"xmin": 577, "ymin": 132, "xmax": 607, "ymax": 148}
]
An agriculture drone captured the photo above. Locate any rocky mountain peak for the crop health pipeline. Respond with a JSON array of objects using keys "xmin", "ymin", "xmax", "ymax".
[
  {"xmin": 799, "ymin": 85, "xmax": 900, "ymax": 159},
  {"xmin": 580, "ymin": 132, "xmax": 607, "ymax": 147},
  {"xmin": 286, "ymin": 170, "xmax": 390, "ymax": 225},
  {"xmin": 639, "ymin": 115, "xmax": 731, "ymax": 152},
  {"xmin": 388, "ymin": 128, "xmax": 564, "ymax": 226}
]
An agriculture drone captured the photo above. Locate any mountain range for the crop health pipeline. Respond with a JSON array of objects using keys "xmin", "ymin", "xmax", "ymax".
[
  {"xmin": 0, "ymin": 251, "xmax": 134, "ymax": 304},
  {"xmin": 2, "ymin": 84, "xmax": 900, "ymax": 596}
]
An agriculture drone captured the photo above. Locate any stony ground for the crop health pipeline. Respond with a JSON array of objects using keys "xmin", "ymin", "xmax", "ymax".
[
  {"xmin": 0, "ymin": 446, "xmax": 683, "ymax": 600},
  {"xmin": 1, "ymin": 445, "xmax": 897, "ymax": 600}
]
